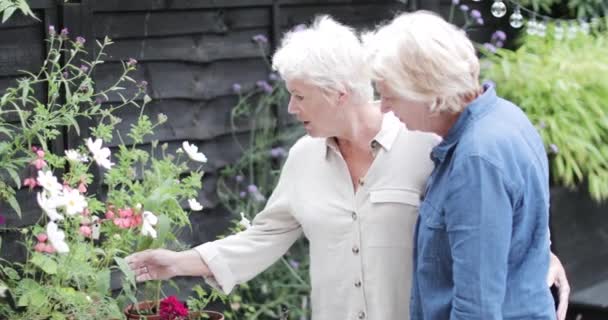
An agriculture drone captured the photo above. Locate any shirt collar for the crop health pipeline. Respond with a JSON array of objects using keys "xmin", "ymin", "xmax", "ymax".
[
  {"xmin": 325, "ymin": 111, "xmax": 403, "ymax": 157},
  {"xmin": 431, "ymin": 83, "xmax": 498, "ymax": 163}
]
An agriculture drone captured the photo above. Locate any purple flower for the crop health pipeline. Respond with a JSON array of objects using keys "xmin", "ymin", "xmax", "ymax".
[
  {"xmin": 269, "ymin": 147, "xmax": 287, "ymax": 158},
  {"xmin": 76, "ymin": 36, "xmax": 86, "ymax": 45},
  {"xmin": 451, "ymin": 0, "xmax": 459, "ymax": 5},
  {"xmin": 48, "ymin": 25, "xmax": 56, "ymax": 36},
  {"xmin": 239, "ymin": 191, "xmax": 247, "ymax": 198},
  {"xmin": 126, "ymin": 58, "xmax": 138, "ymax": 67},
  {"xmin": 137, "ymin": 80, "xmax": 148, "ymax": 88},
  {"xmin": 293, "ymin": 24, "xmax": 306, "ymax": 32},
  {"xmin": 268, "ymin": 72, "xmax": 280, "ymax": 82},
  {"xmin": 289, "ymin": 259, "xmax": 300, "ymax": 269},
  {"xmin": 459, "ymin": 4, "xmax": 469, "ymax": 12},
  {"xmin": 80, "ymin": 65, "xmax": 89, "ymax": 73},
  {"xmin": 476, "ymin": 17, "xmax": 485, "ymax": 25},
  {"xmin": 62, "ymin": 71, "xmax": 69, "ymax": 78},
  {"xmin": 550, "ymin": 144, "xmax": 559, "ymax": 154},
  {"xmin": 0, "ymin": 214, "xmax": 5, "ymax": 225},
  {"xmin": 483, "ymin": 43, "xmax": 497, "ymax": 53},
  {"xmin": 252, "ymin": 34, "xmax": 268, "ymax": 44},
  {"xmin": 495, "ymin": 40, "xmax": 504, "ymax": 48},
  {"xmin": 470, "ymin": 10, "xmax": 482, "ymax": 19},
  {"xmin": 492, "ymin": 30, "xmax": 507, "ymax": 41},
  {"xmin": 256, "ymin": 80, "xmax": 273, "ymax": 94},
  {"xmin": 232, "ymin": 83, "xmax": 242, "ymax": 93},
  {"xmin": 538, "ymin": 121, "xmax": 546, "ymax": 129},
  {"xmin": 60, "ymin": 28, "xmax": 69, "ymax": 37},
  {"xmin": 247, "ymin": 184, "xmax": 258, "ymax": 193},
  {"xmin": 235, "ymin": 175, "xmax": 244, "ymax": 183}
]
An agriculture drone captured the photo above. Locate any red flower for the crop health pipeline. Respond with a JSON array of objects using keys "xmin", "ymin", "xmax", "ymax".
[{"xmin": 159, "ymin": 296, "xmax": 189, "ymax": 320}]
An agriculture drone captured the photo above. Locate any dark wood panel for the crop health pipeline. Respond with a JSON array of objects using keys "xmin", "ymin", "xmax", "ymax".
[
  {"xmin": 279, "ymin": 3, "xmax": 404, "ymax": 26},
  {"xmin": 106, "ymin": 95, "xmax": 276, "ymax": 145},
  {"xmin": 93, "ymin": 59, "xmax": 270, "ymax": 102},
  {"xmin": 103, "ymin": 29, "xmax": 270, "ymax": 63},
  {"xmin": 0, "ymin": 26, "xmax": 44, "ymax": 77},
  {"xmin": 92, "ymin": 8, "xmax": 271, "ymax": 39},
  {"xmin": 91, "ymin": 0, "xmax": 273, "ymax": 12}
]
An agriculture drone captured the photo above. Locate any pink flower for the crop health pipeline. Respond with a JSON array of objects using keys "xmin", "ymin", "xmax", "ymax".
[
  {"xmin": 79, "ymin": 225, "xmax": 92, "ymax": 237},
  {"xmin": 105, "ymin": 210, "xmax": 115, "ymax": 220},
  {"xmin": 81, "ymin": 208, "xmax": 90, "ymax": 216},
  {"xmin": 36, "ymin": 150, "xmax": 45, "ymax": 158},
  {"xmin": 32, "ymin": 158, "xmax": 47, "ymax": 170},
  {"xmin": 78, "ymin": 182, "xmax": 87, "ymax": 193},
  {"xmin": 34, "ymin": 242, "xmax": 47, "ymax": 252},
  {"xmin": 118, "ymin": 208, "xmax": 133, "ymax": 218},
  {"xmin": 24, "ymin": 178, "xmax": 38, "ymax": 190},
  {"xmin": 113, "ymin": 218, "xmax": 131, "ymax": 229},
  {"xmin": 36, "ymin": 233, "xmax": 48, "ymax": 242},
  {"xmin": 44, "ymin": 244, "xmax": 56, "ymax": 254}
]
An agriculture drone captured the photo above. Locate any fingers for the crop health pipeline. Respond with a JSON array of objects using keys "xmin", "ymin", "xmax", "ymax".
[
  {"xmin": 556, "ymin": 279, "xmax": 571, "ymax": 320},
  {"xmin": 126, "ymin": 249, "xmax": 153, "ymax": 270}
]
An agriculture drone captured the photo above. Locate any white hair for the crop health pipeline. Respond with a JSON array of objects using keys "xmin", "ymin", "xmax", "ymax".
[
  {"xmin": 272, "ymin": 15, "xmax": 373, "ymax": 104},
  {"xmin": 363, "ymin": 11, "xmax": 480, "ymax": 113}
]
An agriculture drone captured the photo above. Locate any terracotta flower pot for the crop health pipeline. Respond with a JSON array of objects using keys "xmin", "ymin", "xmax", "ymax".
[{"xmin": 124, "ymin": 300, "xmax": 224, "ymax": 320}]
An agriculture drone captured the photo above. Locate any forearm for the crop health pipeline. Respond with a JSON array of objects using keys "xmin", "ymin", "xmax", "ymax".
[{"xmin": 173, "ymin": 249, "xmax": 212, "ymax": 278}]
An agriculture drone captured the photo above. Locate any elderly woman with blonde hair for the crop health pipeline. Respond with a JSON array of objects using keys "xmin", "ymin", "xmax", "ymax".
[{"xmin": 364, "ymin": 10, "xmax": 565, "ymax": 320}]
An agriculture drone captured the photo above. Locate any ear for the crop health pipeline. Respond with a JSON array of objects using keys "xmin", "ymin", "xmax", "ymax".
[{"xmin": 336, "ymin": 90, "xmax": 348, "ymax": 106}]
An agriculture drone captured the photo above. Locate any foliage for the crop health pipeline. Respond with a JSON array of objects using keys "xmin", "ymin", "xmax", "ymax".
[
  {"xmin": 0, "ymin": 0, "xmax": 37, "ymax": 23},
  {"xmin": 518, "ymin": 0, "xmax": 607, "ymax": 19},
  {"xmin": 0, "ymin": 30, "xmax": 208, "ymax": 319},
  {"xmin": 481, "ymin": 25, "xmax": 608, "ymax": 201}
]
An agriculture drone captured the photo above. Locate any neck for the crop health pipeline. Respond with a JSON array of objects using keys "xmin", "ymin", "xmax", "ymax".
[
  {"xmin": 433, "ymin": 112, "xmax": 461, "ymax": 138},
  {"xmin": 335, "ymin": 101, "xmax": 383, "ymax": 151}
]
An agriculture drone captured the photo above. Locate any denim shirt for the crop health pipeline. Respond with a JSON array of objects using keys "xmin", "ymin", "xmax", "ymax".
[{"xmin": 410, "ymin": 85, "xmax": 555, "ymax": 320}]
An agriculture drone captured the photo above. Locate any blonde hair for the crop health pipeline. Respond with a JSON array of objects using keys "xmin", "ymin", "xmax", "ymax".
[
  {"xmin": 272, "ymin": 15, "xmax": 373, "ymax": 104},
  {"xmin": 363, "ymin": 11, "xmax": 480, "ymax": 113}
]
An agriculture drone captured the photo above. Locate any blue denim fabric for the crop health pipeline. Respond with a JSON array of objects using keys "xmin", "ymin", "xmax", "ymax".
[{"xmin": 410, "ymin": 85, "xmax": 555, "ymax": 320}]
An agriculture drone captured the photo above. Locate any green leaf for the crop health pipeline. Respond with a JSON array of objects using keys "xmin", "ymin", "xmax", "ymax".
[
  {"xmin": 31, "ymin": 253, "xmax": 58, "ymax": 275},
  {"xmin": 114, "ymin": 256, "xmax": 136, "ymax": 288},
  {"xmin": 96, "ymin": 269, "xmax": 111, "ymax": 294},
  {"xmin": 5, "ymin": 167, "xmax": 21, "ymax": 189},
  {"xmin": 50, "ymin": 312, "xmax": 67, "ymax": 320},
  {"xmin": 1, "ymin": 6, "xmax": 17, "ymax": 23},
  {"xmin": 7, "ymin": 195, "xmax": 21, "ymax": 219}
]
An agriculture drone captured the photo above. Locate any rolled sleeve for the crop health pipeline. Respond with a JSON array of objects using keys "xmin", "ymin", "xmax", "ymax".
[{"xmin": 445, "ymin": 156, "xmax": 514, "ymax": 320}]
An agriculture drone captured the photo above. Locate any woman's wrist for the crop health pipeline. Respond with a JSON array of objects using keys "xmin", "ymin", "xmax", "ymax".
[{"xmin": 174, "ymin": 249, "xmax": 211, "ymax": 277}]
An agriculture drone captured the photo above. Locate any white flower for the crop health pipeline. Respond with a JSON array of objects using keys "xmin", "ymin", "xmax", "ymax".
[
  {"xmin": 86, "ymin": 138, "xmax": 114, "ymax": 169},
  {"xmin": 182, "ymin": 141, "xmax": 207, "ymax": 163},
  {"xmin": 47, "ymin": 221, "xmax": 69, "ymax": 253},
  {"xmin": 141, "ymin": 211, "xmax": 158, "ymax": 238},
  {"xmin": 36, "ymin": 170, "xmax": 62, "ymax": 196},
  {"xmin": 61, "ymin": 188, "xmax": 87, "ymax": 216},
  {"xmin": 37, "ymin": 191, "xmax": 64, "ymax": 221},
  {"xmin": 188, "ymin": 198, "xmax": 203, "ymax": 211},
  {"xmin": 239, "ymin": 212, "xmax": 251, "ymax": 229},
  {"xmin": 65, "ymin": 149, "xmax": 88, "ymax": 162}
]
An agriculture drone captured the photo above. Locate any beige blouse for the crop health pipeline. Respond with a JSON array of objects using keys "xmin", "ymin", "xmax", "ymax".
[{"xmin": 195, "ymin": 113, "xmax": 439, "ymax": 320}]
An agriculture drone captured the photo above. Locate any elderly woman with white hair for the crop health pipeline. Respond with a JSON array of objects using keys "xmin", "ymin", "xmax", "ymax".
[
  {"xmin": 365, "ymin": 10, "xmax": 564, "ymax": 320},
  {"xmin": 126, "ymin": 15, "xmax": 439, "ymax": 320}
]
